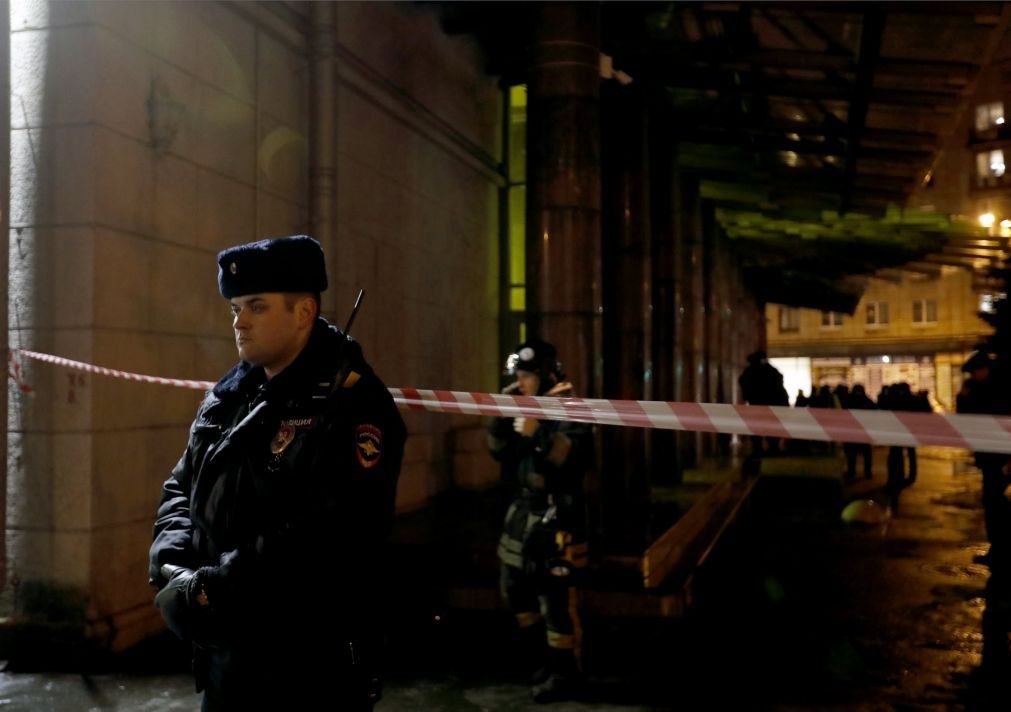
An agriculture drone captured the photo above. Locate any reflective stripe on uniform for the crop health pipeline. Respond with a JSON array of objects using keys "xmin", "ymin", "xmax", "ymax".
[
  {"xmin": 497, "ymin": 541, "xmax": 524, "ymax": 568},
  {"xmin": 342, "ymin": 371, "xmax": 361, "ymax": 388},
  {"xmin": 499, "ymin": 532, "xmax": 523, "ymax": 553},
  {"xmin": 516, "ymin": 611, "xmax": 542, "ymax": 629},
  {"xmin": 547, "ymin": 630, "xmax": 576, "ymax": 649},
  {"xmin": 553, "ymin": 532, "xmax": 588, "ymax": 568},
  {"xmin": 565, "ymin": 541, "xmax": 588, "ymax": 568}
]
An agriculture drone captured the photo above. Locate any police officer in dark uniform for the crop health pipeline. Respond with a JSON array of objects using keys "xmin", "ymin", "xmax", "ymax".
[
  {"xmin": 957, "ymin": 348, "xmax": 1011, "ymax": 566},
  {"xmin": 958, "ymin": 348, "xmax": 1011, "ymax": 681},
  {"xmin": 487, "ymin": 339, "xmax": 593, "ymax": 704},
  {"xmin": 149, "ymin": 235, "xmax": 406, "ymax": 711}
]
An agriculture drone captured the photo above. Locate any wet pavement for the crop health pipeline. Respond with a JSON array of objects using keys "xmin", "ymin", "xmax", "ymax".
[{"xmin": 0, "ymin": 447, "xmax": 1005, "ymax": 711}]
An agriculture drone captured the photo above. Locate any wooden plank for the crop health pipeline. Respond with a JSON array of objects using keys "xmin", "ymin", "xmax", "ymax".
[{"xmin": 640, "ymin": 478, "xmax": 758, "ymax": 590}]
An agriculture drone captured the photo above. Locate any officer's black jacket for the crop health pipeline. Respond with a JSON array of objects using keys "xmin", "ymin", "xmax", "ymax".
[{"xmin": 149, "ymin": 318, "xmax": 405, "ymax": 692}]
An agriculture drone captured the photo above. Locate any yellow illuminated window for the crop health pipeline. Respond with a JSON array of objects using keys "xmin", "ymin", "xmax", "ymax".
[
  {"xmin": 976, "ymin": 101, "xmax": 1005, "ymax": 132},
  {"xmin": 502, "ymin": 85, "xmax": 528, "ymax": 348}
]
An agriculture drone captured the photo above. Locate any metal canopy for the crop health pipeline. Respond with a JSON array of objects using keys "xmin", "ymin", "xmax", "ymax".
[
  {"xmin": 438, "ymin": 2, "xmax": 1011, "ymax": 307},
  {"xmin": 605, "ymin": 2, "xmax": 1009, "ymax": 213}
]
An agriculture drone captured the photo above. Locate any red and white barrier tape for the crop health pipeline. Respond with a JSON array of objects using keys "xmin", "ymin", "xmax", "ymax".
[
  {"xmin": 392, "ymin": 389, "xmax": 1011, "ymax": 454},
  {"xmin": 15, "ymin": 349, "xmax": 216, "ymax": 391},
  {"xmin": 11, "ymin": 349, "xmax": 1011, "ymax": 454}
]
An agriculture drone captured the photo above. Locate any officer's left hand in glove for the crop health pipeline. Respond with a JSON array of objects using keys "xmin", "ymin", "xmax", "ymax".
[{"xmin": 154, "ymin": 550, "xmax": 242, "ymax": 642}]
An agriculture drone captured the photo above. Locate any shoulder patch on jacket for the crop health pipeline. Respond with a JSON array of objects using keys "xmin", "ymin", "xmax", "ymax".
[{"xmin": 355, "ymin": 423, "xmax": 383, "ymax": 468}]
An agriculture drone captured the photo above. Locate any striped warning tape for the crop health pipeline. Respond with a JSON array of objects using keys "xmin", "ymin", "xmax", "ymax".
[
  {"xmin": 15, "ymin": 349, "xmax": 216, "ymax": 391},
  {"xmin": 391, "ymin": 388, "xmax": 1011, "ymax": 454},
  {"xmin": 11, "ymin": 349, "xmax": 1011, "ymax": 454}
]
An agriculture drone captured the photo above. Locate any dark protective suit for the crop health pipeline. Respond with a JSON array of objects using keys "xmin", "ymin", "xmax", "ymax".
[
  {"xmin": 487, "ymin": 390, "xmax": 593, "ymax": 674},
  {"xmin": 149, "ymin": 319, "xmax": 405, "ymax": 711}
]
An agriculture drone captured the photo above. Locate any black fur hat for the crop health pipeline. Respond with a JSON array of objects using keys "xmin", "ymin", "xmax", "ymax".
[{"xmin": 217, "ymin": 235, "xmax": 328, "ymax": 299}]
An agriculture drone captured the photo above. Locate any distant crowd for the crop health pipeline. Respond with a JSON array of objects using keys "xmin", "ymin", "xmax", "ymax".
[
  {"xmin": 794, "ymin": 382, "xmax": 934, "ymax": 415},
  {"xmin": 738, "ymin": 351, "xmax": 930, "ymax": 500}
]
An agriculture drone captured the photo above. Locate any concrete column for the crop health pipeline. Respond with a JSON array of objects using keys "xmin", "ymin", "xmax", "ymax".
[
  {"xmin": 649, "ymin": 116, "xmax": 681, "ymax": 485},
  {"xmin": 310, "ymin": 1, "xmax": 336, "ymax": 306},
  {"xmin": 600, "ymin": 83, "xmax": 650, "ymax": 550},
  {"xmin": 0, "ymin": 0, "xmax": 9, "ymax": 591},
  {"xmin": 678, "ymin": 175, "xmax": 705, "ymax": 468},
  {"xmin": 702, "ymin": 202, "xmax": 722, "ymax": 459},
  {"xmin": 526, "ymin": 2, "xmax": 601, "ymax": 398}
]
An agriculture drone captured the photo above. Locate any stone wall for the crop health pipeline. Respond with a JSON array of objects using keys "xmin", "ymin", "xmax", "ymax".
[
  {"xmin": 6, "ymin": 0, "xmax": 501, "ymax": 651},
  {"xmin": 332, "ymin": 2, "xmax": 502, "ymax": 509}
]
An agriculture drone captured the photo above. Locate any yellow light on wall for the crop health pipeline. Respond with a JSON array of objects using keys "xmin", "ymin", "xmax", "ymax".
[
  {"xmin": 1001, "ymin": 219, "xmax": 1011, "ymax": 229},
  {"xmin": 980, "ymin": 213, "xmax": 996, "ymax": 228}
]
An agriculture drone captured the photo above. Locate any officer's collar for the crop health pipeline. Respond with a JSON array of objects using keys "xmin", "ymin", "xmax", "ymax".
[
  {"xmin": 212, "ymin": 319, "xmax": 354, "ymax": 399},
  {"xmin": 212, "ymin": 360, "xmax": 263, "ymax": 397}
]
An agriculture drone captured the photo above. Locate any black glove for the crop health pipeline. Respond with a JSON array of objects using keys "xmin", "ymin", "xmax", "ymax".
[
  {"xmin": 192, "ymin": 549, "xmax": 242, "ymax": 612},
  {"xmin": 153, "ymin": 565, "xmax": 204, "ymax": 640},
  {"xmin": 154, "ymin": 551, "xmax": 242, "ymax": 641}
]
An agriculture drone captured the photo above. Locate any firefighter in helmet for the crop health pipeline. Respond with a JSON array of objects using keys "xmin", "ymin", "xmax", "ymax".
[{"xmin": 487, "ymin": 338, "xmax": 593, "ymax": 703}]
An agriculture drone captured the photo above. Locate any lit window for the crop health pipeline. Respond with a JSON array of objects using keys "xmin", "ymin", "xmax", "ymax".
[
  {"xmin": 992, "ymin": 151, "xmax": 1006, "ymax": 177},
  {"xmin": 976, "ymin": 101, "xmax": 1005, "ymax": 132},
  {"xmin": 820, "ymin": 311, "xmax": 843, "ymax": 328},
  {"xmin": 779, "ymin": 307, "xmax": 800, "ymax": 333},
  {"xmin": 976, "ymin": 149, "xmax": 1006, "ymax": 185},
  {"xmin": 912, "ymin": 299, "xmax": 937, "ymax": 324},
  {"xmin": 866, "ymin": 301, "xmax": 889, "ymax": 327},
  {"xmin": 502, "ymin": 84, "xmax": 527, "ymax": 349}
]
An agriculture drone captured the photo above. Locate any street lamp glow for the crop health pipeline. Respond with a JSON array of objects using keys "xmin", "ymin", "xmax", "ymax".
[
  {"xmin": 980, "ymin": 213, "xmax": 996, "ymax": 228},
  {"xmin": 1000, "ymin": 219, "xmax": 1011, "ymax": 229},
  {"xmin": 998, "ymin": 116, "xmax": 1006, "ymax": 125}
]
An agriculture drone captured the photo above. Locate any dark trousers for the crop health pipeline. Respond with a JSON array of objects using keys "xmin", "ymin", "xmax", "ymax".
[
  {"xmin": 981, "ymin": 459, "xmax": 1011, "ymax": 559},
  {"xmin": 844, "ymin": 443, "xmax": 872, "ymax": 479},
  {"xmin": 501, "ymin": 562, "xmax": 581, "ymax": 674},
  {"xmin": 886, "ymin": 446, "xmax": 906, "ymax": 510},
  {"xmin": 886, "ymin": 446, "xmax": 918, "ymax": 485}
]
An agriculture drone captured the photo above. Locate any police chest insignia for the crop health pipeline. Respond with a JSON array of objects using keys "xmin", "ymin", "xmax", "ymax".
[
  {"xmin": 356, "ymin": 424, "xmax": 383, "ymax": 469},
  {"xmin": 270, "ymin": 417, "xmax": 316, "ymax": 455},
  {"xmin": 270, "ymin": 424, "xmax": 296, "ymax": 455}
]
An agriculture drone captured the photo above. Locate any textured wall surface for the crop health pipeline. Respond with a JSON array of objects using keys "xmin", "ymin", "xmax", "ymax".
[{"xmin": 6, "ymin": 0, "xmax": 502, "ymax": 650}]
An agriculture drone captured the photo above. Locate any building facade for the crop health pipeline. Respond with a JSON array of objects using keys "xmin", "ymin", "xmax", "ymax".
[{"xmin": 767, "ymin": 267, "xmax": 991, "ymax": 410}]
